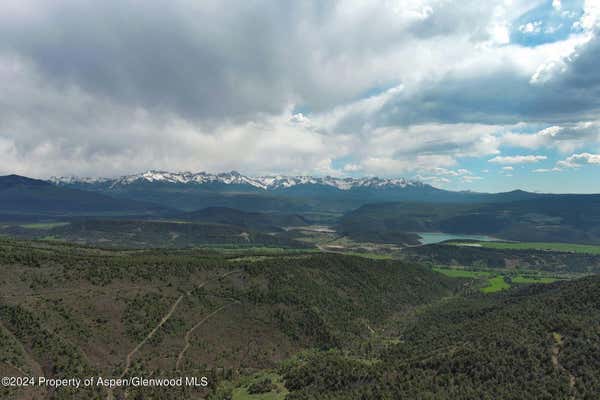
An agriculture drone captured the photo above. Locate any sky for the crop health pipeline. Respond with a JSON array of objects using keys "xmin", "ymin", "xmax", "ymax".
[{"xmin": 1, "ymin": 0, "xmax": 600, "ymax": 193}]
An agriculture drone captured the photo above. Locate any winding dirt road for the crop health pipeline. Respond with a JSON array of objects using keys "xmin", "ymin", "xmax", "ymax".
[
  {"xmin": 175, "ymin": 301, "xmax": 239, "ymax": 370},
  {"xmin": 551, "ymin": 332, "xmax": 576, "ymax": 399},
  {"xmin": 107, "ymin": 269, "xmax": 242, "ymax": 400}
]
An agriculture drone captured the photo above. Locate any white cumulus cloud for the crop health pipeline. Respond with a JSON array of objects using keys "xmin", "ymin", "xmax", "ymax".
[
  {"xmin": 488, "ymin": 155, "xmax": 547, "ymax": 164},
  {"xmin": 556, "ymin": 152, "xmax": 600, "ymax": 168}
]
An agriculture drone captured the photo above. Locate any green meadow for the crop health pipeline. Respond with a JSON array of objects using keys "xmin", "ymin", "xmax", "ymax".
[
  {"xmin": 19, "ymin": 222, "xmax": 70, "ymax": 229},
  {"xmin": 432, "ymin": 268, "xmax": 492, "ymax": 278},
  {"xmin": 432, "ymin": 267, "xmax": 563, "ymax": 294},
  {"xmin": 453, "ymin": 241, "xmax": 600, "ymax": 255},
  {"xmin": 512, "ymin": 275, "xmax": 560, "ymax": 284},
  {"xmin": 230, "ymin": 372, "xmax": 288, "ymax": 400},
  {"xmin": 481, "ymin": 276, "xmax": 511, "ymax": 293}
]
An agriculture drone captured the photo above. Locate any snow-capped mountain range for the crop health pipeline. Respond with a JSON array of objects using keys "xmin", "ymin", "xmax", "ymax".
[{"xmin": 50, "ymin": 170, "xmax": 425, "ymax": 191}]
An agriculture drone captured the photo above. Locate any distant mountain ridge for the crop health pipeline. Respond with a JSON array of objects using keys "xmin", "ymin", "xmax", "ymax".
[
  {"xmin": 46, "ymin": 170, "xmax": 550, "ymax": 212},
  {"xmin": 339, "ymin": 195, "xmax": 600, "ymax": 244},
  {"xmin": 0, "ymin": 174, "xmax": 167, "ymax": 217},
  {"xmin": 49, "ymin": 170, "xmax": 425, "ymax": 191}
]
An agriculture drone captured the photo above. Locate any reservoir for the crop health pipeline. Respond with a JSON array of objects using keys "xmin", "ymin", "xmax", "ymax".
[{"xmin": 416, "ymin": 232, "xmax": 498, "ymax": 245}]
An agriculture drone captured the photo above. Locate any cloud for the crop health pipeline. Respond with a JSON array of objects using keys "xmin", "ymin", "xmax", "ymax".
[
  {"xmin": 418, "ymin": 176, "xmax": 451, "ymax": 185},
  {"xmin": 374, "ymin": 4, "xmax": 600, "ymax": 128},
  {"xmin": 417, "ymin": 167, "xmax": 473, "ymax": 177},
  {"xmin": 552, "ymin": 0, "xmax": 561, "ymax": 12},
  {"xmin": 501, "ymin": 121, "xmax": 600, "ymax": 152},
  {"xmin": 533, "ymin": 167, "xmax": 560, "ymax": 172},
  {"xmin": 461, "ymin": 175, "xmax": 483, "ymax": 183},
  {"xmin": 341, "ymin": 163, "xmax": 361, "ymax": 173},
  {"xmin": 488, "ymin": 155, "xmax": 547, "ymax": 164},
  {"xmin": 502, "ymin": 166, "xmax": 514, "ymax": 170},
  {"xmin": 0, "ymin": 0, "xmax": 598, "ymax": 185},
  {"xmin": 1, "ymin": 0, "xmax": 532, "ymax": 122},
  {"xmin": 0, "ymin": 52, "xmax": 503, "ymax": 178},
  {"xmin": 519, "ymin": 21, "xmax": 542, "ymax": 34},
  {"xmin": 417, "ymin": 171, "xmax": 481, "ymax": 186},
  {"xmin": 319, "ymin": 121, "xmax": 501, "ymax": 176},
  {"xmin": 0, "ymin": 56, "xmax": 347, "ymax": 178},
  {"xmin": 556, "ymin": 152, "xmax": 600, "ymax": 168}
]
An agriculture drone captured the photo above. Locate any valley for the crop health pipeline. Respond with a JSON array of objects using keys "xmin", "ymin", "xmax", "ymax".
[
  {"xmin": 2, "ymin": 172, "xmax": 600, "ymax": 399},
  {"xmin": 4, "ymin": 1, "xmax": 600, "ymax": 398},
  {"xmin": 2, "ymin": 238, "xmax": 598, "ymax": 399},
  {"xmin": 0, "ymin": 238, "xmax": 462, "ymax": 399}
]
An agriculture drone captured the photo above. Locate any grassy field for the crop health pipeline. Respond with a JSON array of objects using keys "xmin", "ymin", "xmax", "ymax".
[
  {"xmin": 432, "ymin": 268, "xmax": 491, "ymax": 278},
  {"xmin": 338, "ymin": 251, "xmax": 394, "ymax": 260},
  {"xmin": 231, "ymin": 372, "xmax": 288, "ymax": 400},
  {"xmin": 432, "ymin": 267, "xmax": 563, "ymax": 293},
  {"xmin": 316, "ymin": 235, "xmax": 402, "ymax": 259},
  {"xmin": 512, "ymin": 275, "xmax": 560, "ymax": 284},
  {"xmin": 432, "ymin": 267, "xmax": 508, "ymax": 293},
  {"xmin": 452, "ymin": 241, "xmax": 600, "ymax": 255},
  {"xmin": 481, "ymin": 276, "xmax": 511, "ymax": 293},
  {"xmin": 19, "ymin": 222, "xmax": 70, "ymax": 229}
]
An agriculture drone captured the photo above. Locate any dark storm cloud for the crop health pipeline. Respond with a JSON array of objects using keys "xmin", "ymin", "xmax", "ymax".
[
  {"xmin": 0, "ymin": 0, "xmax": 598, "ymax": 181},
  {"xmin": 0, "ymin": 0, "xmax": 308, "ymax": 120},
  {"xmin": 372, "ymin": 32, "xmax": 600, "ymax": 127},
  {"xmin": 0, "ymin": 0, "xmax": 514, "ymax": 122},
  {"xmin": 559, "ymin": 30, "xmax": 600, "ymax": 90}
]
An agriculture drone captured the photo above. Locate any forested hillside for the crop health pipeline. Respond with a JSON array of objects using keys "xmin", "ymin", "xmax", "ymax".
[
  {"xmin": 0, "ymin": 175, "xmax": 166, "ymax": 217},
  {"xmin": 404, "ymin": 243, "xmax": 600, "ymax": 273},
  {"xmin": 340, "ymin": 196, "xmax": 600, "ymax": 244},
  {"xmin": 281, "ymin": 276, "xmax": 600, "ymax": 399},
  {"xmin": 177, "ymin": 207, "xmax": 309, "ymax": 232},
  {"xmin": 0, "ymin": 239, "xmax": 460, "ymax": 399},
  {"xmin": 1, "ymin": 219, "xmax": 308, "ymax": 249}
]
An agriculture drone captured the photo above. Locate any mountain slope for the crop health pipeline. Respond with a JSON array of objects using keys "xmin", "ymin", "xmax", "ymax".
[
  {"xmin": 50, "ymin": 170, "xmax": 425, "ymax": 191},
  {"xmin": 48, "ymin": 170, "xmax": 546, "ymax": 213},
  {"xmin": 178, "ymin": 207, "xmax": 308, "ymax": 231},
  {"xmin": 282, "ymin": 275, "xmax": 600, "ymax": 399},
  {"xmin": 0, "ymin": 175, "xmax": 166, "ymax": 217},
  {"xmin": 0, "ymin": 239, "xmax": 461, "ymax": 399},
  {"xmin": 1, "ymin": 219, "xmax": 308, "ymax": 248},
  {"xmin": 404, "ymin": 242, "xmax": 600, "ymax": 273},
  {"xmin": 340, "ymin": 196, "xmax": 600, "ymax": 244},
  {"xmin": 50, "ymin": 171, "xmax": 436, "ymax": 212},
  {"xmin": 53, "ymin": 179, "xmax": 311, "ymax": 212}
]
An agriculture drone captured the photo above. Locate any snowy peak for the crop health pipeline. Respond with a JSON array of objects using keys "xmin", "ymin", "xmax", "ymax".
[{"xmin": 50, "ymin": 170, "xmax": 425, "ymax": 191}]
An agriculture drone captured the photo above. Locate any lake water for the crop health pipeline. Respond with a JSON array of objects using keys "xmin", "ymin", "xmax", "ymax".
[{"xmin": 416, "ymin": 232, "xmax": 498, "ymax": 245}]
